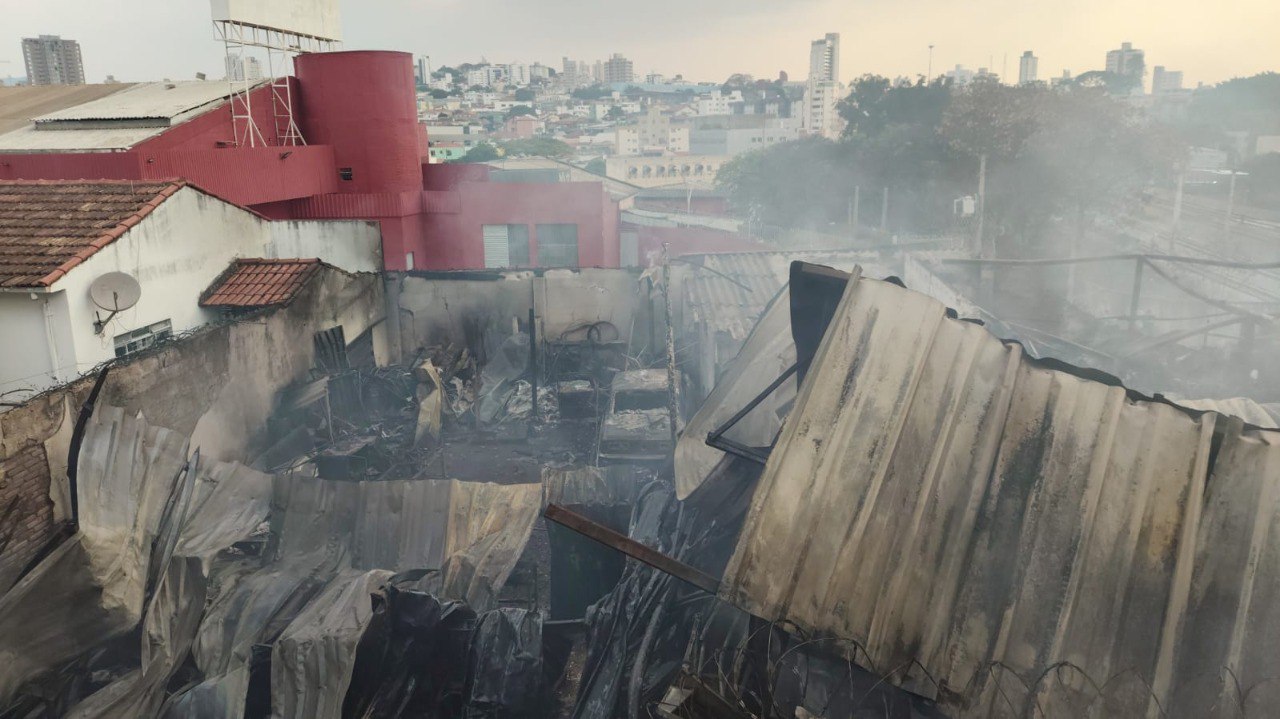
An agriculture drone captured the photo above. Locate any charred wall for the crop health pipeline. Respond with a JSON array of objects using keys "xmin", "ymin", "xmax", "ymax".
[
  {"xmin": 396, "ymin": 267, "xmax": 656, "ymax": 360},
  {"xmin": 0, "ymin": 268, "xmax": 385, "ymax": 594}
]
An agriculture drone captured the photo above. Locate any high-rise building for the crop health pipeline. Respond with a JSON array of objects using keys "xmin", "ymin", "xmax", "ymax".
[
  {"xmin": 21, "ymin": 35, "xmax": 85, "ymax": 86},
  {"xmin": 603, "ymin": 54, "xmax": 634, "ymax": 84},
  {"xmin": 530, "ymin": 63, "xmax": 551, "ymax": 82},
  {"xmin": 226, "ymin": 54, "xmax": 263, "ymax": 82},
  {"xmin": 808, "ymin": 33, "xmax": 840, "ymax": 83},
  {"xmin": 415, "ymin": 57, "xmax": 428, "ymax": 85},
  {"xmin": 1105, "ymin": 42, "xmax": 1145, "ymax": 79},
  {"xmin": 1018, "ymin": 51, "xmax": 1039, "ymax": 85},
  {"xmin": 804, "ymin": 33, "xmax": 843, "ymax": 139},
  {"xmin": 1152, "ymin": 66, "xmax": 1183, "ymax": 94}
]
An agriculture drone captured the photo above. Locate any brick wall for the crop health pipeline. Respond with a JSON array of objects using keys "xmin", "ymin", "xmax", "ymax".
[{"xmin": 0, "ymin": 443, "xmax": 57, "ymax": 582}]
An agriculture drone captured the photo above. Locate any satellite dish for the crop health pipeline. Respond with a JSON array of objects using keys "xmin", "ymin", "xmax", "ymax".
[{"xmin": 89, "ymin": 272, "xmax": 142, "ymax": 312}]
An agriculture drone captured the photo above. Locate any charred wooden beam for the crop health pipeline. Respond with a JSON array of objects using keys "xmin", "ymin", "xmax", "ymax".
[{"xmin": 543, "ymin": 504, "xmax": 720, "ymax": 594}]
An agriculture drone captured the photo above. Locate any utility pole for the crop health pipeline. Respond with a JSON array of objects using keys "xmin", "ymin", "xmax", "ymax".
[
  {"xmin": 975, "ymin": 154, "xmax": 987, "ymax": 257},
  {"xmin": 1171, "ymin": 170, "xmax": 1184, "ymax": 252},
  {"xmin": 852, "ymin": 185, "xmax": 861, "ymax": 241},
  {"xmin": 880, "ymin": 187, "xmax": 890, "ymax": 233},
  {"xmin": 927, "ymin": 45, "xmax": 934, "ymax": 81},
  {"xmin": 660, "ymin": 244, "xmax": 678, "ymax": 444},
  {"xmin": 1224, "ymin": 170, "xmax": 1238, "ymax": 241}
]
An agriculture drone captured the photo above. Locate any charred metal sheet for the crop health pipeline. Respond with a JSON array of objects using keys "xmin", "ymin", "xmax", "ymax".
[
  {"xmin": 675, "ymin": 287, "xmax": 797, "ymax": 499},
  {"xmin": 719, "ymin": 270, "xmax": 1280, "ymax": 717},
  {"xmin": 273, "ymin": 475, "xmax": 540, "ymax": 608}
]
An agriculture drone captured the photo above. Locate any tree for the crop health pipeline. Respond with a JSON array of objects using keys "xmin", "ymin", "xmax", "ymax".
[
  {"xmin": 429, "ymin": 89, "xmax": 451, "ymax": 99},
  {"xmin": 455, "ymin": 142, "xmax": 501, "ymax": 163},
  {"xmin": 514, "ymin": 88, "xmax": 536, "ymax": 102},
  {"xmin": 716, "ymin": 139, "xmax": 858, "ymax": 230},
  {"xmin": 605, "ymin": 105, "xmax": 626, "ymax": 120},
  {"xmin": 839, "ymin": 74, "xmax": 951, "ymax": 140},
  {"xmin": 506, "ymin": 105, "xmax": 536, "ymax": 120},
  {"xmin": 501, "ymin": 137, "xmax": 573, "ymax": 159},
  {"xmin": 1071, "ymin": 70, "xmax": 1142, "ymax": 96},
  {"xmin": 585, "ymin": 157, "xmax": 607, "ymax": 175}
]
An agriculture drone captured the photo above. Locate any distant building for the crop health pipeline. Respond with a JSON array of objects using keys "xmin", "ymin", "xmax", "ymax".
[
  {"xmin": 415, "ymin": 57, "xmax": 428, "ymax": 85},
  {"xmin": 1050, "ymin": 69, "xmax": 1073, "ymax": 87},
  {"xmin": 1152, "ymin": 66, "xmax": 1183, "ymax": 94},
  {"xmin": 804, "ymin": 33, "xmax": 843, "ymax": 140},
  {"xmin": 603, "ymin": 54, "xmax": 634, "ymax": 84},
  {"xmin": 529, "ymin": 63, "xmax": 551, "ymax": 82},
  {"xmin": 696, "ymin": 90, "xmax": 742, "ymax": 116},
  {"xmin": 508, "ymin": 63, "xmax": 530, "ymax": 86},
  {"xmin": 1106, "ymin": 42, "xmax": 1145, "ymax": 79},
  {"xmin": 225, "ymin": 54, "xmax": 263, "ymax": 82},
  {"xmin": 809, "ymin": 33, "xmax": 840, "ymax": 83},
  {"xmin": 1018, "ymin": 51, "xmax": 1038, "ymax": 85},
  {"xmin": 21, "ymin": 35, "xmax": 85, "ymax": 86},
  {"xmin": 975, "ymin": 67, "xmax": 999, "ymax": 83},
  {"xmin": 945, "ymin": 65, "xmax": 975, "ymax": 86}
]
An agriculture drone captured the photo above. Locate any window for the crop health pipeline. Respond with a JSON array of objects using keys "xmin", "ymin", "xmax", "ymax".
[
  {"xmin": 482, "ymin": 224, "xmax": 531, "ymax": 268},
  {"xmin": 405, "ymin": 252, "xmax": 415, "ymax": 270},
  {"xmin": 536, "ymin": 224, "xmax": 579, "ymax": 267},
  {"xmin": 338, "ymin": 167, "xmax": 354, "ymax": 181},
  {"xmin": 114, "ymin": 319, "xmax": 172, "ymax": 358}
]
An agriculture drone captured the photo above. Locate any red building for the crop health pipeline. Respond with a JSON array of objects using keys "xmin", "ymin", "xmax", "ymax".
[{"xmin": 0, "ymin": 51, "xmax": 621, "ymax": 272}]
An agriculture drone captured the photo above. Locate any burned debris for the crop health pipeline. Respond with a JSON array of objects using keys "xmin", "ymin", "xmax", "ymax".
[{"xmin": 2, "ymin": 259, "xmax": 1280, "ymax": 719}]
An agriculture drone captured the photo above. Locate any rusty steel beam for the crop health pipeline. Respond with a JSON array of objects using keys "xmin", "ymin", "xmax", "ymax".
[{"xmin": 543, "ymin": 504, "xmax": 720, "ymax": 594}]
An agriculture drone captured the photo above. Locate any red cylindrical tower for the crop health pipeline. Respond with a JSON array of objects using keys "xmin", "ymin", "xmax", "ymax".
[{"xmin": 294, "ymin": 51, "xmax": 423, "ymax": 194}]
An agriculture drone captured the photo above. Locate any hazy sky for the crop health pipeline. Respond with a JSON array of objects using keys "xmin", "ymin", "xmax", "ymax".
[{"xmin": 2, "ymin": 0, "xmax": 1276, "ymax": 88}]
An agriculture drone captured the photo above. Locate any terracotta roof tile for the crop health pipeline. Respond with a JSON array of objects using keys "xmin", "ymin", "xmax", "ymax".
[
  {"xmin": 200, "ymin": 258, "xmax": 322, "ymax": 309},
  {"xmin": 0, "ymin": 179, "xmax": 186, "ymax": 287}
]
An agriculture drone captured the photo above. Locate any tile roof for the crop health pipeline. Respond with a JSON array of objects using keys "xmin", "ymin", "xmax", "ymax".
[
  {"xmin": 0, "ymin": 179, "xmax": 186, "ymax": 288},
  {"xmin": 200, "ymin": 258, "xmax": 322, "ymax": 309}
]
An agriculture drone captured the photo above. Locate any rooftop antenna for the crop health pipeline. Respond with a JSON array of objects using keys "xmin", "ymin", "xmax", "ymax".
[{"xmin": 927, "ymin": 44, "xmax": 934, "ymax": 81}]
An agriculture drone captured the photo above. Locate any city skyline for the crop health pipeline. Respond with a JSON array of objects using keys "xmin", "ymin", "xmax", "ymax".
[{"xmin": 1, "ymin": 0, "xmax": 1275, "ymax": 87}]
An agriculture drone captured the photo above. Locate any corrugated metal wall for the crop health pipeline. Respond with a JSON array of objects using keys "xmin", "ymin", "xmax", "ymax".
[{"xmin": 720, "ymin": 273, "xmax": 1280, "ymax": 717}]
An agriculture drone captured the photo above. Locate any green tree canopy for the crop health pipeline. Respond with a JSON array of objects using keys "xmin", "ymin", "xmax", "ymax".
[
  {"xmin": 506, "ymin": 105, "xmax": 536, "ymax": 119},
  {"xmin": 514, "ymin": 88, "xmax": 536, "ymax": 102},
  {"xmin": 501, "ymin": 137, "xmax": 573, "ymax": 159},
  {"xmin": 454, "ymin": 142, "xmax": 501, "ymax": 163}
]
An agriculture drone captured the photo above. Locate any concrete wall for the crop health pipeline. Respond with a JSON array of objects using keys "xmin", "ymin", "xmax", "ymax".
[
  {"xmin": 0, "ymin": 266, "xmax": 384, "ymax": 594},
  {"xmin": 268, "ymin": 219, "xmax": 383, "ymax": 272},
  {"xmin": 396, "ymin": 267, "xmax": 651, "ymax": 357}
]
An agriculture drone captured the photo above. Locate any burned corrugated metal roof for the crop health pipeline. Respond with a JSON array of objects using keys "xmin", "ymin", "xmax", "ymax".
[
  {"xmin": 719, "ymin": 268, "xmax": 1280, "ymax": 717},
  {"xmin": 1171, "ymin": 395, "xmax": 1280, "ymax": 429},
  {"xmin": 682, "ymin": 250, "xmax": 890, "ymax": 341},
  {"xmin": 200, "ymin": 258, "xmax": 322, "ymax": 309},
  {"xmin": 0, "ymin": 179, "xmax": 185, "ymax": 287}
]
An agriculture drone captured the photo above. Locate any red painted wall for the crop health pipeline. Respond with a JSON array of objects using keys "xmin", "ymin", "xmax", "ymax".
[
  {"xmin": 416, "ymin": 180, "xmax": 614, "ymax": 270},
  {"xmin": 294, "ymin": 51, "xmax": 425, "ymax": 195}
]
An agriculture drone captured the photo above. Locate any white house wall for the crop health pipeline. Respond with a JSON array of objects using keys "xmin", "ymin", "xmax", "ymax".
[
  {"xmin": 267, "ymin": 219, "xmax": 383, "ymax": 273},
  {"xmin": 51, "ymin": 186, "xmax": 271, "ymax": 379},
  {"xmin": 0, "ymin": 295, "xmax": 58, "ymax": 402}
]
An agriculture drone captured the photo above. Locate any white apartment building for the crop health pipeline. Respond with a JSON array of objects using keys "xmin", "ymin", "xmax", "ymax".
[{"xmin": 696, "ymin": 90, "xmax": 743, "ymax": 116}]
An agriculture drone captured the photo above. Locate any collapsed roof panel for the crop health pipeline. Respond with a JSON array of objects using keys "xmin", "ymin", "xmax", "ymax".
[{"xmin": 718, "ymin": 265, "xmax": 1280, "ymax": 715}]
